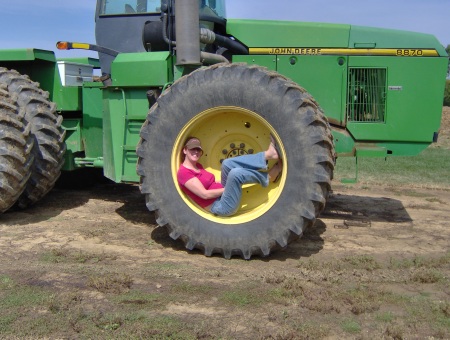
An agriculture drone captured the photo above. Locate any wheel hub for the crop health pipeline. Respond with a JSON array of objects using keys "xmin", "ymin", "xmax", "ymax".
[{"xmin": 220, "ymin": 141, "xmax": 254, "ymax": 163}]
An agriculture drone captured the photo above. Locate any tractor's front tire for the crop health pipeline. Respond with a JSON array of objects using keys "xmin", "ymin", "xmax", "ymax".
[
  {"xmin": 0, "ymin": 86, "xmax": 34, "ymax": 213},
  {"xmin": 137, "ymin": 63, "xmax": 334, "ymax": 259},
  {"xmin": 0, "ymin": 68, "xmax": 66, "ymax": 209}
]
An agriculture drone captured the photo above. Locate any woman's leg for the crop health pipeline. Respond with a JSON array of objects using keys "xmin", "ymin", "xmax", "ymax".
[
  {"xmin": 210, "ymin": 142, "xmax": 281, "ymax": 216},
  {"xmin": 220, "ymin": 152, "xmax": 267, "ymax": 186},
  {"xmin": 210, "ymin": 167, "xmax": 269, "ymax": 216}
]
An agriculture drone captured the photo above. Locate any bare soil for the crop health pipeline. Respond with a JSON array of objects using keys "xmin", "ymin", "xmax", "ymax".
[{"xmin": 0, "ymin": 109, "xmax": 449, "ymax": 339}]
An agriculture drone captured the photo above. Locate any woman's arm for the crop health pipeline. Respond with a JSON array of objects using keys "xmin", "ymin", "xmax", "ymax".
[{"xmin": 184, "ymin": 177, "xmax": 224, "ymax": 200}]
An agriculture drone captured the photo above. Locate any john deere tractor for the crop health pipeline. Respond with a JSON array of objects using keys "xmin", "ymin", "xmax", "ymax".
[{"xmin": 0, "ymin": 0, "xmax": 447, "ymax": 259}]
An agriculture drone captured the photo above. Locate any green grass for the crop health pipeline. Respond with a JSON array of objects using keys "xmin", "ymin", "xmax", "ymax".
[
  {"xmin": 220, "ymin": 290, "xmax": 259, "ymax": 307},
  {"xmin": 376, "ymin": 311, "xmax": 395, "ymax": 322},
  {"xmin": 0, "ymin": 276, "xmax": 56, "ymax": 335},
  {"xmin": 2, "ymin": 250, "xmax": 449, "ymax": 338},
  {"xmin": 87, "ymin": 272, "xmax": 133, "ymax": 293},
  {"xmin": 388, "ymin": 253, "xmax": 450, "ymax": 269},
  {"xmin": 219, "ymin": 284, "xmax": 270, "ymax": 307},
  {"xmin": 341, "ymin": 319, "xmax": 361, "ymax": 334},
  {"xmin": 40, "ymin": 248, "xmax": 116, "ymax": 264},
  {"xmin": 341, "ymin": 255, "xmax": 382, "ymax": 271},
  {"xmin": 0, "ymin": 282, "xmax": 50, "ymax": 310},
  {"xmin": 335, "ymin": 148, "xmax": 450, "ymax": 187}
]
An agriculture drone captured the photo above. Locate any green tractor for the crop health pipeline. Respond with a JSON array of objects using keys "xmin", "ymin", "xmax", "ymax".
[{"xmin": 0, "ymin": 0, "xmax": 447, "ymax": 259}]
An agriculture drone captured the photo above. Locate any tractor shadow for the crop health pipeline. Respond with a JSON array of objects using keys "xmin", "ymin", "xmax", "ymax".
[
  {"xmin": 321, "ymin": 191, "xmax": 413, "ymax": 224},
  {"xmin": 147, "ymin": 191, "xmax": 412, "ymax": 261},
  {"xmin": 0, "ymin": 170, "xmax": 152, "ymax": 226},
  {"xmin": 1, "ymin": 178, "xmax": 412, "ymax": 261},
  {"xmin": 265, "ymin": 191, "xmax": 412, "ymax": 261}
]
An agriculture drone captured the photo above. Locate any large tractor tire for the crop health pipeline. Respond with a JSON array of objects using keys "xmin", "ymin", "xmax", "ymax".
[
  {"xmin": 137, "ymin": 64, "xmax": 335, "ymax": 259},
  {"xmin": 0, "ymin": 86, "xmax": 34, "ymax": 213},
  {"xmin": 0, "ymin": 68, "xmax": 66, "ymax": 209}
]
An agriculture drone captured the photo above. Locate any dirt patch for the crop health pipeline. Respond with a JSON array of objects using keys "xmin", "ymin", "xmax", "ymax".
[
  {"xmin": 1, "ymin": 182, "xmax": 449, "ymax": 338},
  {"xmin": 0, "ymin": 110, "xmax": 449, "ymax": 339}
]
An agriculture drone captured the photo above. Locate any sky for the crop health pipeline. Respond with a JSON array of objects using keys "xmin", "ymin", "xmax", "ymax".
[{"xmin": 1, "ymin": 0, "xmax": 449, "ymax": 59}]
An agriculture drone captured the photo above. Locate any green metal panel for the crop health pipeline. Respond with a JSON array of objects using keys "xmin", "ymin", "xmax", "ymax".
[
  {"xmin": 347, "ymin": 56, "xmax": 447, "ymax": 149},
  {"xmin": 82, "ymin": 83, "xmax": 104, "ymax": 158},
  {"xmin": 232, "ymin": 55, "xmax": 277, "ymax": 70},
  {"xmin": 103, "ymin": 87, "xmax": 148, "ymax": 183},
  {"xmin": 111, "ymin": 52, "xmax": 173, "ymax": 87},
  {"xmin": 227, "ymin": 19, "xmax": 350, "ymax": 48},
  {"xmin": 349, "ymin": 26, "xmax": 448, "ymax": 55},
  {"xmin": 103, "ymin": 52, "xmax": 173, "ymax": 182},
  {"xmin": 0, "ymin": 48, "xmax": 56, "ymax": 62},
  {"xmin": 227, "ymin": 19, "xmax": 447, "ymax": 158},
  {"xmin": 277, "ymin": 55, "xmax": 347, "ymax": 125},
  {"xmin": 52, "ymin": 87, "xmax": 83, "ymax": 111},
  {"xmin": 332, "ymin": 128, "xmax": 355, "ymax": 156},
  {"xmin": 375, "ymin": 142, "xmax": 431, "ymax": 156},
  {"xmin": 61, "ymin": 119, "xmax": 82, "ymax": 171},
  {"xmin": 122, "ymin": 118, "xmax": 142, "ymax": 182},
  {"xmin": 60, "ymin": 84, "xmax": 104, "ymax": 171},
  {"xmin": 62, "ymin": 119, "xmax": 83, "ymax": 153},
  {"xmin": 355, "ymin": 145, "xmax": 387, "ymax": 158},
  {"xmin": 233, "ymin": 55, "xmax": 347, "ymax": 125}
]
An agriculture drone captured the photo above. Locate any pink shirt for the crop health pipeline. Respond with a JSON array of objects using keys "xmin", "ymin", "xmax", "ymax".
[{"xmin": 177, "ymin": 164, "xmax": 224, "ymax": 208}]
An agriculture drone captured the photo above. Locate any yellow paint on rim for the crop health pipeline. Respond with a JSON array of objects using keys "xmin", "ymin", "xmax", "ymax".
[{"xmin": 171, "ymin": 106, "xmax": 286, "ymax": 225}]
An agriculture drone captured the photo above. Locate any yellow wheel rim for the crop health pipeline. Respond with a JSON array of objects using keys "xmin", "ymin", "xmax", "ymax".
[{"xmin": 171, "ymin": 106, "xmax": 286, "ymax": 224}]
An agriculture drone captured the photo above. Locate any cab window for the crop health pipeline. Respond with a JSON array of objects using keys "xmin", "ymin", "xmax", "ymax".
[{"xmin": 100, "ymin": 0, "xmax": 161, "ymax": 15}]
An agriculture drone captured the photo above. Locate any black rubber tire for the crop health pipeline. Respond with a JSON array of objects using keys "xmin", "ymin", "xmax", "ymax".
[
  {"xmin": 137, "ymin": 63, "xmax": 335, "ymax": 259},
  {"xmin": 0, "ymin": 68, "xmax": 66, "ymax": 208},
  {"xmin": 0, "ymin": 86, "xmax": 34, "ymax": 213}
]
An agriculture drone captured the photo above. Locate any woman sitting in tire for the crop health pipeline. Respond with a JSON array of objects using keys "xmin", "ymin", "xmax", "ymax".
[{"xmin": 177, "ymin": 137, "xmax": 282, "ymax": 216}]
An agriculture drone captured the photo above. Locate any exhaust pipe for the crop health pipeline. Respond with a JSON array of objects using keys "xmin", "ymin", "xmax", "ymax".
[{"xmin": 175, "ymin": 0, "xmax": 201, "ymax": 66}]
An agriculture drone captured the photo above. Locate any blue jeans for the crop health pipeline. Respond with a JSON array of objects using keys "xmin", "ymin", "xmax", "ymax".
[{"xmin": 210, "ymin": 152, "xmax": 269, "ymax": 216}]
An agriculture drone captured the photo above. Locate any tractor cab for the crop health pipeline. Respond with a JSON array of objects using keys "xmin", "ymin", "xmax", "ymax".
[
  {"xmin": 97, "ymin": 0, "xmax": 226, "ymax": 18},
  {"xmin": 95, "ymin": 0, "xmax": 227, "ymax": 74}
]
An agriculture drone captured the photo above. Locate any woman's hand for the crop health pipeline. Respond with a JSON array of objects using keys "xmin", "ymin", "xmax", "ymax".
[{"xmin": 184, "ymin": 177, "xmax": 224, "ymax": 199}]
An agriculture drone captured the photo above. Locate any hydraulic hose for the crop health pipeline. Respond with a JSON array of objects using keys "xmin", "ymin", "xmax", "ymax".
[
  {"xmin": 162, "ymin": 13, "xmax": 176, "ymax": 46},
  {"xmin": 200, "ymin": 52, "xmax": 228, "ymax": 64},
  {"xmin": 161, "ymin": 16, "xmax": 245, "ymax": 64},
  {"xmin": 200, "ymin": 28, "xmax": 248, "ymax": 55}
]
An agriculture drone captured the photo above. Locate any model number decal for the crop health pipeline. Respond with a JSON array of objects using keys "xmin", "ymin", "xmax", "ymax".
[
  {"xmin": 396, "ymin": 49, "xmax": 424, "ymax": 56},
  {"xmin": 249, "ymin": 48, "xmax": 439, "ymax": 57}
]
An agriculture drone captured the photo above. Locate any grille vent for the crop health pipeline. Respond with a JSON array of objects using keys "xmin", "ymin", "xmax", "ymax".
[{"xmin": 347, "ymin": 68, "xmax": 386, "ymax": 122}]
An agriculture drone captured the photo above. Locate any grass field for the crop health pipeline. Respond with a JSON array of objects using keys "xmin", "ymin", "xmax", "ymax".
[{"xmin": 335, "ymin": 147, "xmax": 450, "ymax": 188}]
